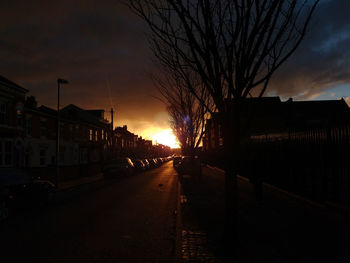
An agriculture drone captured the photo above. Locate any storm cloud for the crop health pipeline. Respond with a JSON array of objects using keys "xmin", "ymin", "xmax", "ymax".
[
  {"xmin": 0, "ymin": 0, "xmax": 349, "ymax": 138},
  {"xmin": 267, "ymin": 0, "xmax": 350, "ymax": 100}
]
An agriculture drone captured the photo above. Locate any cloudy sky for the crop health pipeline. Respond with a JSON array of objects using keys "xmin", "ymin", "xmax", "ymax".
[{"xmin": 1, "ymin": 0, "xmax": 349, "ymax": 141}]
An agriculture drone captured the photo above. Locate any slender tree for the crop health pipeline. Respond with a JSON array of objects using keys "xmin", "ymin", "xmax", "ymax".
[
  {"xmin": 154, "ymin": 65, "xmax": 213, "ymax": 156},
  {"xmin": 128, "ymin": 0, "xmax": 319, "ymax": 257}
]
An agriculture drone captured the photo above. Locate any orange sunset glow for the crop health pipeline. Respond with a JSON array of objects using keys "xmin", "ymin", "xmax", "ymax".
[
  {"xmin": 141, "ymin": 128, "xmax": 179, "ymax": 149},
  {"xmin": 152, "ymin": 129, "xmax": 180, "ymax": 148},
  {"xmin": 3, "ymin": 2, "xmax": 350, "ymax": 263}
]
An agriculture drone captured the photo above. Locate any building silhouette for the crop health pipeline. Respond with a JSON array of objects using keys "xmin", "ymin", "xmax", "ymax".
[
  {"xmin": 0, "ymin": 75, "xmax": 171, "ymax": 182},
  {"xmin": 202, "ymin": 97, "xmax": 350, "ymax": 205}
]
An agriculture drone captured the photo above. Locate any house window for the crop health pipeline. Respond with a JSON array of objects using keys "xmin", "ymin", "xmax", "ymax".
[
  {"xmin": 4, "ymin": 141, "xmax": 12, "ymax": 166},
  {"xmin": 102, "ymin": 129, "xmax": 104, "ymax": 140},
  {"xmin": 16, "ymin": 102, "xmax": 24, "ymax": 127},
  {"xmin": 26, "ymin": 116, "xmax": 32, "ymax": 136},
  {"xmin": 60, "ymin": 123, "xmax": 65, "ymax": 139},
  {"xmin": 0, "ymin": 141, "xmax": 13, "ymax": 167},
  {"xmin": 17, "ymin": 109, "xmax": 23, "ymax": 127},
  {"xmin": 218, "ymin": 125, "xmax": 223, "ymax": 146},
  {"xmin": 60, "ymin": 146, "xmax": 65, "ymax": 163},
  {"xmin": 89, "ymin": 129, "xmax": 93, "ymax": 141},
  {"xmin": 95, "ymin": 130, "xmax": 98, "ymax": 141},
  {"xmin": 69, "ymin": 124, "xmax": 73, "ymax": 138},
  {"xmin": 74, "ymin": 147, "xmax": 79, "ymax": 162},
  {"xmin": 75, "ymin": 124, "xmax": 79, "ymax": 137},
  {"xmin": 40, "ymin": 118, "xmax": 47, "ymax": 137},
  {"xmin": 0, "ymin": 101, "xmax": 8, "ymax": 125},
  {"xmin": 39, "ymin": 148, "xmax": 46, "ymax": 166},
  {"xmin": 0, "ymin": 142, "xmax": 2, "ymax": 166}
]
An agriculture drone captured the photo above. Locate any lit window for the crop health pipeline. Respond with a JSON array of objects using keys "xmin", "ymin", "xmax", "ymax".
[
  {"xmin": 17, "ymin": 109, "xmax": 23, "ymax": 127},
  {"xmin": 89, "ymin": 129, "xmax": 93, "ymax": 141},
  {"xmin": 16, "ymin": 102, "xmax": 24, "ymax": 127}
]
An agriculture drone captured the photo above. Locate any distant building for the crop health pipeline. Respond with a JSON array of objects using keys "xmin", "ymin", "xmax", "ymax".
[
  {"xmin": 137, "ymin": 136, "xmax": 152, "ymax": 154},
  {"xmin": 1, "ymin": 75, "xmax": 173, "ymax": 182},
  {"xmin": 61, "ymin": 104, "xmax": 111, "ymax": 165},
  {"xmin": 203, "ymin": 97, "xmax": 350, "ymax": 151},
  {"xmin": 0, "ymin": 75, "xmax": 28, "ymax": 168},
  {"xmin": 24, "ymin": 104, "xmax": 58, "ymax": 170}
]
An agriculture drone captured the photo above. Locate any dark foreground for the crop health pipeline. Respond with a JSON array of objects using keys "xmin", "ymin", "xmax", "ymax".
[
  {"xmin": 3, "ymin": 161, "xmax": 350, "ymax": 263},
  {"xmin": 0, "ymin": 162, "xmax": 178, "ymax": 263},
  {"xmin": 180, "ymin": 165, "xmax": 350, "ymax": 263}
]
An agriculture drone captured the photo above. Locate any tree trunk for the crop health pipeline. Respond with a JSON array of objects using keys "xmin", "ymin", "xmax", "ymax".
[{"xmin": 222, "ymin": 102, "xmax": 242, "ymax": 259}]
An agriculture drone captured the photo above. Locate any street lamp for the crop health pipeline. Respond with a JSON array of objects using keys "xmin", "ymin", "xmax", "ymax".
[{"xmin": 56, "ymin": 78, "xmax": 68, "ymax": 189}]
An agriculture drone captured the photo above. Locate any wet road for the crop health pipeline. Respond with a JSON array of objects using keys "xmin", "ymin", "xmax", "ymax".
[{"xmin": 0, "ymin": 162, "xmax": 179, "ymax": 263}]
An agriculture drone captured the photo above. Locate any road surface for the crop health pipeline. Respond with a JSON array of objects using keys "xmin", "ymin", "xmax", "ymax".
[{"xmin": 0, "ymin": 162, "xmax": 179, "ymax": 263}]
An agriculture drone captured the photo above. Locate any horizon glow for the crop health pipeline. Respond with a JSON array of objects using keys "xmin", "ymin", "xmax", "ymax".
[{"xmin": 151, "ymin": 129, "xmax": 180, "ymax": 149}]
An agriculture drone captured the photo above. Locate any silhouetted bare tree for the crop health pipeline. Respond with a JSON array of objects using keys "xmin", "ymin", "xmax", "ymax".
[
  {"xmin": 128, "ymin": 0, "xmax": 319, "ymax": 256},
  {"xmin": 154, "ymin": 68, "xmax": 213, "ymax": 155}
]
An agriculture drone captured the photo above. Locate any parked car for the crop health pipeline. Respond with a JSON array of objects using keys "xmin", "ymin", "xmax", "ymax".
[
  {"xmin": 142, "ymin": 159, "xmax": 150, "ymax": 169},
  {"xmin": 176, "ymin": 156, "xmax": 202, "ymax": 178},
  {"xmin": 173, "ymin": 156, "xmax": 182, "ymax": 167},
  {"xmin": 153, "ymin": 158, "xmax": 161, "ymax": 167},
  {"xmin": 0, "ymin": 169, "xmax": 55, "ymax": 221},
  {"xmin": 133, "ymin": 159, "xmax": 146, "ymax": 172},
  {"xmin": 147, "ymin": 159, "xmax": 157, "ymax": 168},
  {"xmin": 157, "ymin": 158, "xmax": 163, "ymax": 165},
  {"xmin": 102, "ymin": 158, "xmax": 135, "ymax": 178}
]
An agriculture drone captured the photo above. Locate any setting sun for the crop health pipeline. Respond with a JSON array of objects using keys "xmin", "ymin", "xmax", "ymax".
[{"xmin": 152, "ymin": 129, "xmax": 180, "ymax": 148}]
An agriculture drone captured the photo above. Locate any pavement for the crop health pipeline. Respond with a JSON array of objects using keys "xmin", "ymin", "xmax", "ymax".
[{"xmin": 179, "ymin": 165, "xmax": 350, "ymax": 263}]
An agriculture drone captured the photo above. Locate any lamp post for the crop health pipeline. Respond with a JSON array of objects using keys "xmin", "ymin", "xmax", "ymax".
[{"xmin": 56, "ymin": 78, "xmax": 68, "ymax": 189}]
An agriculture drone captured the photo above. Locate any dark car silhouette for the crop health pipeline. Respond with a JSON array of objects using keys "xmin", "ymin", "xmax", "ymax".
[
  {"xmin": 173, "ymin": 156, "xmax": 182, "ymax": 167},
  {"xmin": 147, "ymin": 159, "xmax": 157, "ymax": 168},
  {"xmin": 176, "ymin": 156, "xmax": 202, "ymax": 179},
  {"xmin": 0, "ymin": 169, "xmax": 55, "ymax": 221},
  {"xmin": 142, "ymin": 159, "xmax": 150, "ymax": 169},
  {"xmin": 133, "ymin": 159, "xmax": 146, "ymax": 172},
  {"xmin": 103, "ymin": 158, "xmax": 135, "ymax": 178}
]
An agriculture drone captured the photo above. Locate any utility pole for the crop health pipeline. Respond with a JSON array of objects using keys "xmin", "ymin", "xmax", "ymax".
[
  {"xmin": 110, "ymin": 108, "xmax": 114, "ymax": 156},
  {"xmin": 55, "ymin": 78, "xmax": 68, "ymax": 189},
  {"xmin": 110, "ymin": 108, "xmax": 114, "ymax": 131}
]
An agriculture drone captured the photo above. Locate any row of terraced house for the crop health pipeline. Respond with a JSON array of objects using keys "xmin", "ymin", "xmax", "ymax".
[
  {"xmin": 0, "ymin": 75, "xmax": 171, "ymax": 182},
  {"xmin": 202, "ymin": 97, "xmax": 350, "ymax": 205}
]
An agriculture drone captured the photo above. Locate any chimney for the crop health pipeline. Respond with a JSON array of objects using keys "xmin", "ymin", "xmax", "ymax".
[{"xmin": 25, "ymin": 96, "xmax": 37, "ymax": 109}]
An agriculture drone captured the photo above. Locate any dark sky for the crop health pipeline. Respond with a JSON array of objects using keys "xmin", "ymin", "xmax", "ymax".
[{"xmin": 1, "ymin": 0, "xmax": 350, "ymax": 139}]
